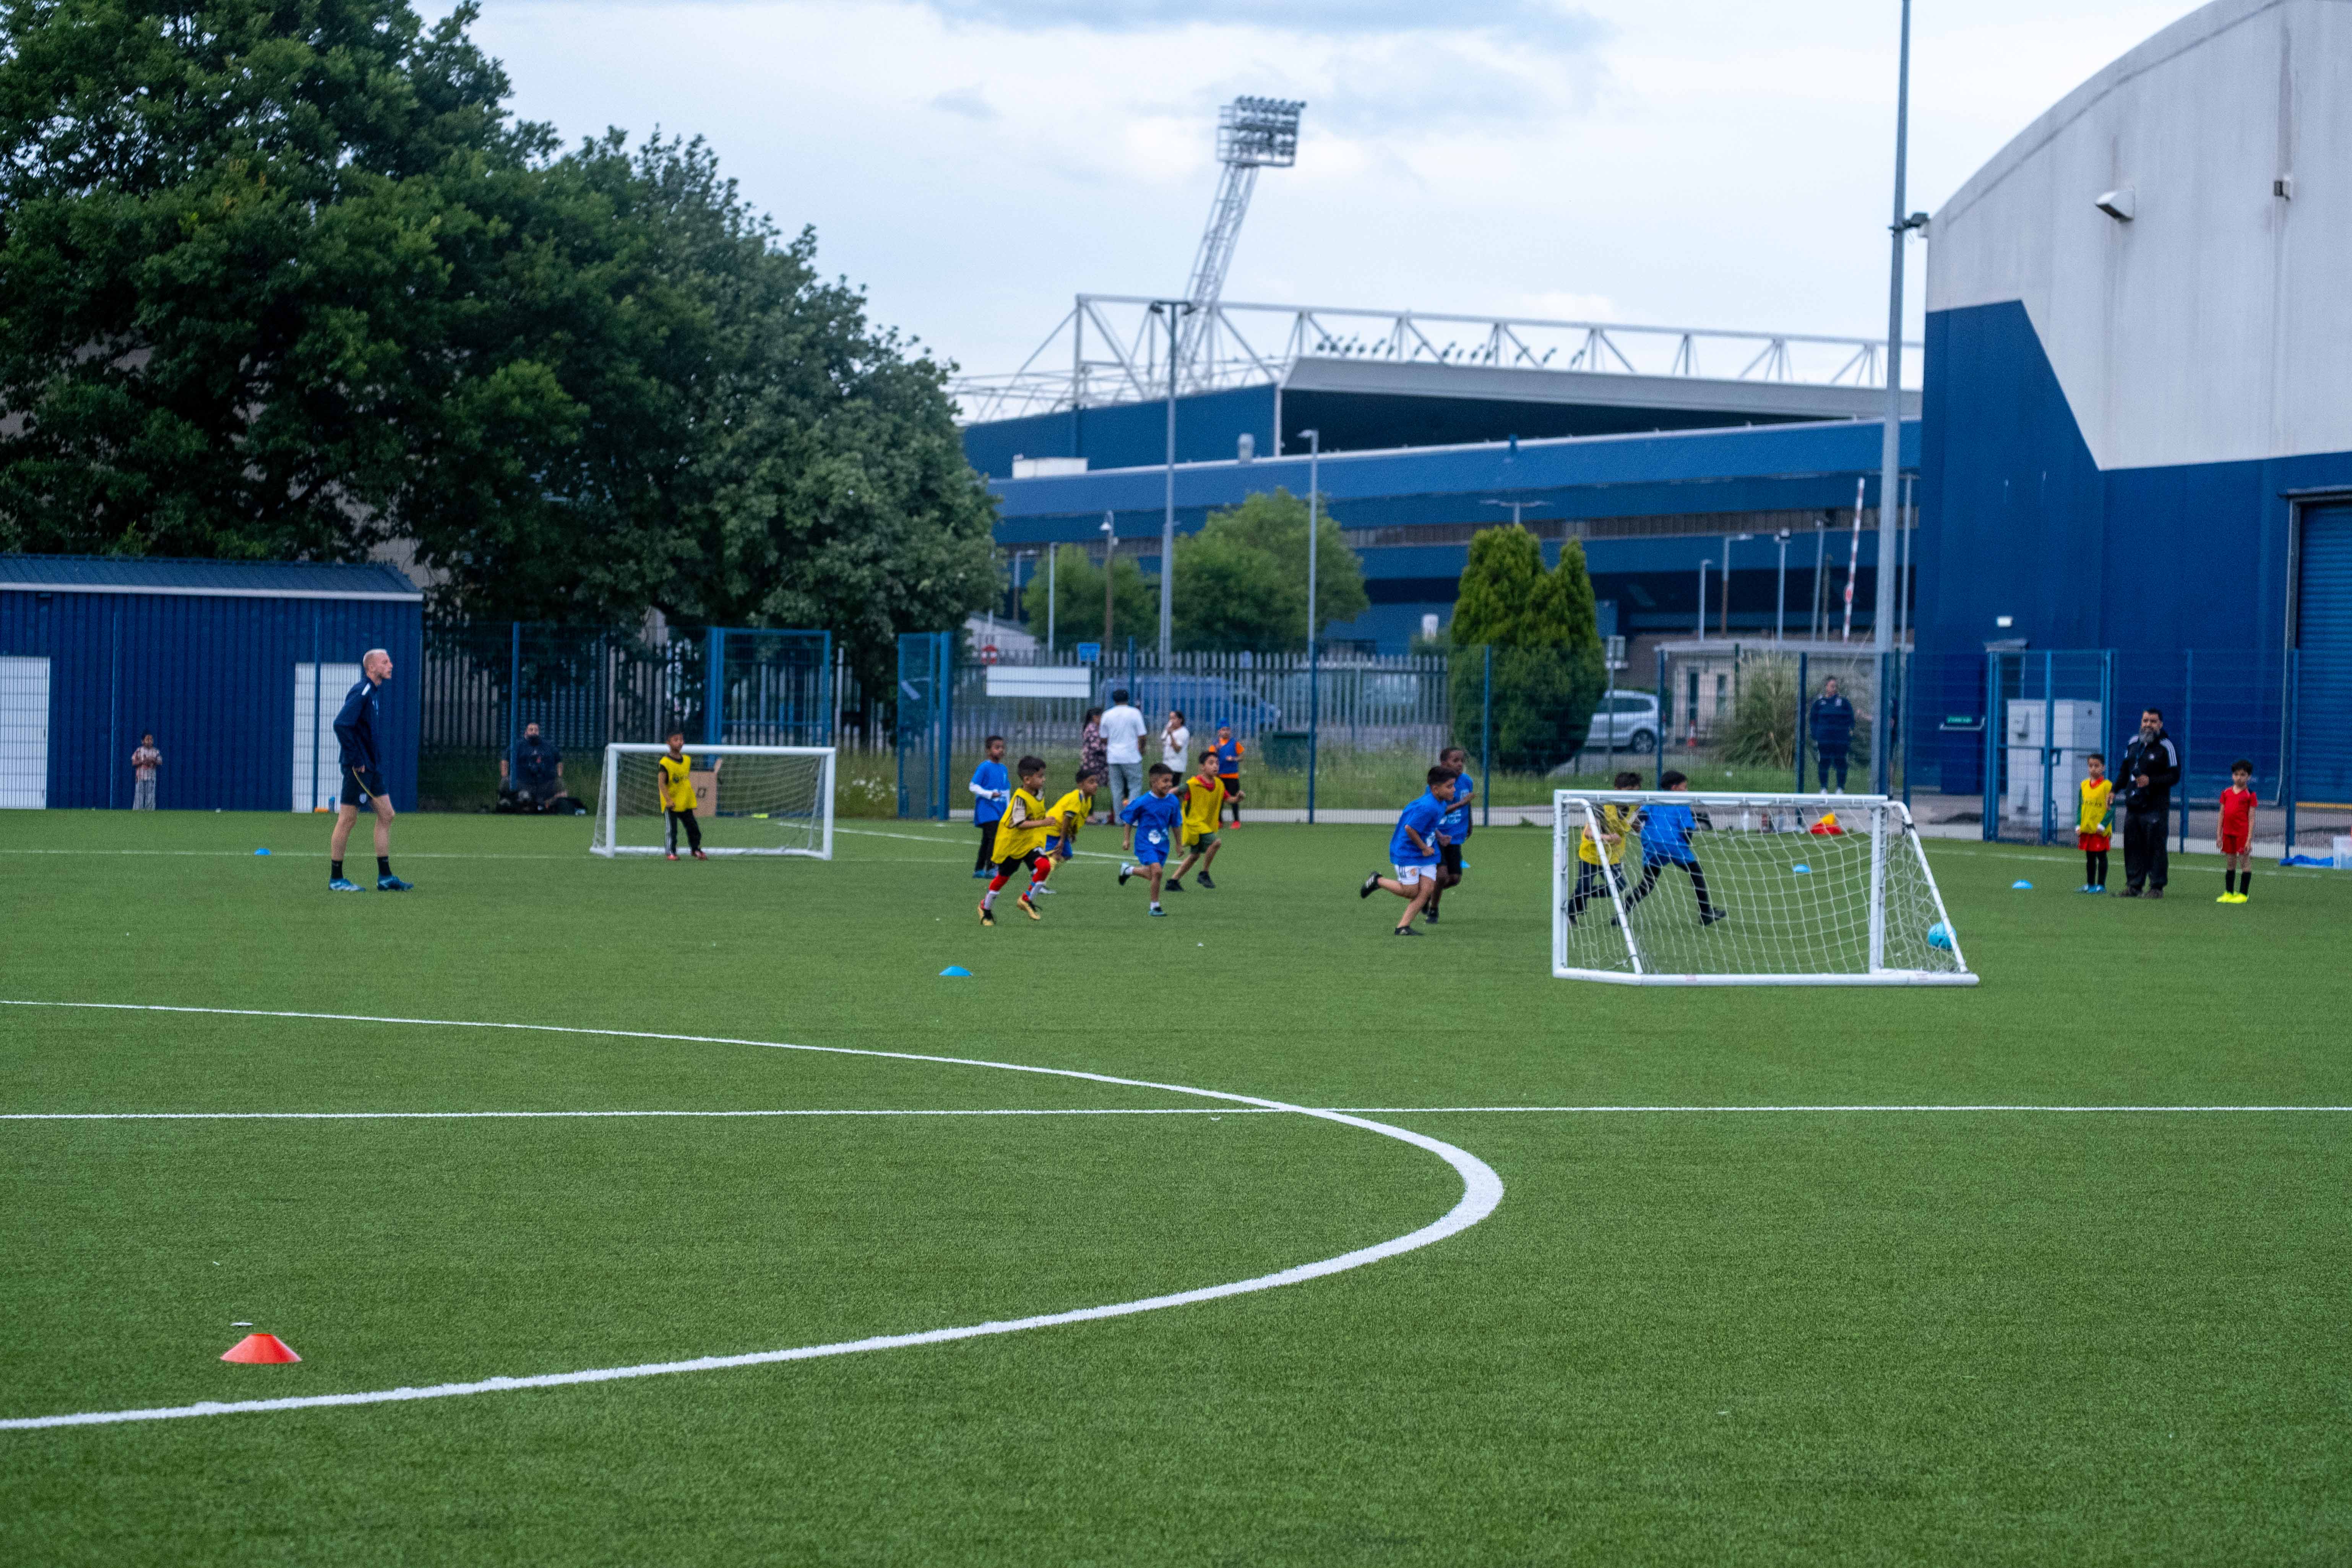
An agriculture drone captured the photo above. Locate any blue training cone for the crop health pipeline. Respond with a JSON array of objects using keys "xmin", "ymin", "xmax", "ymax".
[
  {"xmin": 2011, "ymin": 880, "xmax": 2034, "ymax": 890},
  {"xmin": 1791, "ymin": 864, "xmax": 1812, "ymax": 875},
  {"xmin": 253, "ymin": 848, "xmax": 271, "ymax": 855},
  {"xmin": 939, "ymin": 966, "xmax": 973, "ymax": 978}
]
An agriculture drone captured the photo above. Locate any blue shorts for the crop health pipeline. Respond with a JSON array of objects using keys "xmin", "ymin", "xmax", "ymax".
[
  {"xmin": 1042, "ymin": 835, "xmax": 1063, "ymax": 857},
  {"xmin": 1133, "ymin": 829, "xmax": 1170, "ymax": 866}
]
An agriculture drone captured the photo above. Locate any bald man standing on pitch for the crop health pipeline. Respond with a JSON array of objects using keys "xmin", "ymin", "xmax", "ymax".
[{"xmin": 329, "ymin": 648, "xmax": 412, "ymax": 892}]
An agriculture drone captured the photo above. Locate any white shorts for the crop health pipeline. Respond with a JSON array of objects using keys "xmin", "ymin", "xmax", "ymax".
[{"xmin": 1394, "ymin": 862, "xmax": 1437, "ymax": 886}]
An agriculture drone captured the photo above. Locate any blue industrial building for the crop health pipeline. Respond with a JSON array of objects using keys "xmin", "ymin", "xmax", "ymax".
[
  {"xmin": 0, "ymin": 555, "xmax": 424, "ymax": 812},
  {"xmin": 984, "ymin": 417, "xmax": 1915, "ymax": 656}
]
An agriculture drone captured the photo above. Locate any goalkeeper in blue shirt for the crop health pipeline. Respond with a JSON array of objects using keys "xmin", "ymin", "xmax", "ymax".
[{"xmin": 1621, "ymin": 770, "xmax": 1721, "ymax": 924}]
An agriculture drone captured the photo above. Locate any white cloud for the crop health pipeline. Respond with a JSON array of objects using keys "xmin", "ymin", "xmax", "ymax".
[{"xmin": 445, "ymin": 0, "xmax": 2206, "ymax": 377}]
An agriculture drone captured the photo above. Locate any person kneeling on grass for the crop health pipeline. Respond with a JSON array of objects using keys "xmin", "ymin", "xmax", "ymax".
[
  {"xmin": 1562, "ymin": 771, "xmax": 1643, "ymax": 927},
  {"xmin": 1359, "ymin": 767, "xmax": 1457, "ymax": 936},
  {"xmin": 1033, "ymin": 766, "xmax": 1104, "ymax": 896},
  {"xmin": 979, "ymin": 757, "xmax": 1056, "ymax": 925},
  {"xmin": 1167, "ymin": 749, "xmax": 1226, "ymax": 892},
  {"xmin": 1621, "ymin": 769, "xmax": 1723, "ymax": 926},
  {"xmin": 1118, "ymin": 764, "xmax": 1186, "ymax": 916}
]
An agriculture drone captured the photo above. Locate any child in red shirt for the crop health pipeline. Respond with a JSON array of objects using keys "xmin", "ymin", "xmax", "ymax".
[{"xmin": 2216, "ymin": 760, "xmax": 2256, "ymax": 904}]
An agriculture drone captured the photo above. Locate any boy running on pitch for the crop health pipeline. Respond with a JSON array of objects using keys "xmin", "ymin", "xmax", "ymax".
[
  {"xmin": 2217, "ymin": 759, "xmax": 2257, "ymax": 903},
  {"xmin": 1167, "ymin": 748, "xmax": 1225, "ymax": 891},
  {"xmin": 1358, "ymin": 767, "xmax": 1456, "ymax": 936},
  {"xmin": 2077, "ymin": 752, "xmax": 2113, "ymax": 893},
  {"xmin": 1034, "ymin": 766, "xmax": 1105, "ymax": 895},
  {"xmin": 978, "ymin": 756, "xmax": 1055, "ymax": 925},
  {"xmin": 1423, "ymin": 746, "xmax": 1474, "ymax": 923},
  {"xmin": 1563, "ymin": 771, "xmax": 1643, "ymax": 925},
  {"xmin": 1213, "ymin": 725, "xmax": 1245, "ymax": 826},
  {"xmin": 657, "ymin": 730, "xmax": 712, "ymax": 861},
  {"xmin": 1117, "ymin": 764, "xmax": 1185, "ymax": 915}
]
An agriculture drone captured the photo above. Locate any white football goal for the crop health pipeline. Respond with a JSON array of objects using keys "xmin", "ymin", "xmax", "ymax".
[
  {"xmin": 1552, "ymin": 791, "xmax": 1975, "ymax": 986},
  {"xmin": 592, "ymin": 745, "xmax": 835, "ymax": 859}
]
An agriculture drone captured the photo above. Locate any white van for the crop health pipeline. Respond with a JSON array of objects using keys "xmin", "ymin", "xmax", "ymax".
[{"xmin": 1584, "ymin": 689, "xmax": 1660, "ymax": 753}]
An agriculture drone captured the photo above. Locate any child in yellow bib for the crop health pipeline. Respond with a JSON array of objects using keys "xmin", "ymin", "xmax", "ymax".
[
  {"xmin": 2076, "ymin": 752, "xmax": 2113, "ymax": 893},
  {"xmin": 656, "ymin": 731, "xmax": 709, "ymax": 860}
]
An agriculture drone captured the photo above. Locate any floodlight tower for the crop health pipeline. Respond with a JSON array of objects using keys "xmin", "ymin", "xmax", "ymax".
[{"xmin": 1176, "ymin": 96, "xmax": 1304, "ymax": 390}]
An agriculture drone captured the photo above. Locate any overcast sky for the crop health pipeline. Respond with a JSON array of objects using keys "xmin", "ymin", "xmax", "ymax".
[{"xmin": 447, "ymin": 0, "xmax": 2200, "ymax": 379}]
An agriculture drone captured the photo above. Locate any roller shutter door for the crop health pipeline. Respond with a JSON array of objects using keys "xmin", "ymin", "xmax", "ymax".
[{"xmin": 2296, "ymin": 503, "xmax": 2352, "ymax": 802}]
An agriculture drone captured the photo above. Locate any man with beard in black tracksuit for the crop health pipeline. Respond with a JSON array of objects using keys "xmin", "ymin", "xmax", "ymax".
[{"xmin": 2115, "ymin": 706, "xmax": 2181, "ymax": 898}]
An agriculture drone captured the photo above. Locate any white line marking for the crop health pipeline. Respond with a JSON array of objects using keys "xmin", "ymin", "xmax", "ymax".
[
  {"xmin": 0, "ymin": 1000, "xmax": 1503, "ymax": 1432},
  {"xmin": 7, "ymin": 1104, "xmax": 2346, "ymax": 1122}
]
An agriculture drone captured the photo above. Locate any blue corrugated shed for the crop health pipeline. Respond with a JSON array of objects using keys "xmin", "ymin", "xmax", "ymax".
[
  {"xmin": 0, "ymin": 555, "xmax": 423, "ymax": 812},
  {"xmin": 0, "ymin": 554, "xmax": 422, "ymax": 599}
]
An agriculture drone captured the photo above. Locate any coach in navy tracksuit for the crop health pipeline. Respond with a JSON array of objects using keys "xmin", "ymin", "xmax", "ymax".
[
  {"xmin": 328, "ymin": 648, "xmax": 410, "ymax": 892},
  {"xmin": 1809, "ymin": 677, "xmax": 1856, "ymax": 791},
  {"xmin": 2116, "ymin": 707, "xmax": 2180, "ymax": 898}
]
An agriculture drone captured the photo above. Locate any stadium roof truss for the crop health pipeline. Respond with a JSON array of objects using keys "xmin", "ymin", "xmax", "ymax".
[{"xmin": 951, "ymin": 295, "xmax": 1923, "ymax": 429}]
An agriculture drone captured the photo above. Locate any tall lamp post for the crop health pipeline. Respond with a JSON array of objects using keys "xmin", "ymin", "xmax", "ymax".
[
  {"xmin": 1775, "ymin": 527, "xmax": 1793, "ymax": 641},
  {"xmin": 1302, "ymin": 429, "xmax": 1321, "ymax": 823},
  {"xmin": 1877, "ymin": 0, "xmax": 1929, "ymax": 790},
  {"xmin": 1696, "ymin": 559, "xmax": 1712, "ymax": 641},
  {"xmin": 1482, "ymin": 498, "xmax": 1549, "ymax": 530},
  {"xmin": 1149, "ymin": 299, "xmax": 1194, "ymax": 664},
  {"xmin": 1100, "ymin": 512, "xmax": 1115, "ymax": 652},
  {"xmin": 1720, "ymin": 531, "xmax": 1753, "ymax": 638}
]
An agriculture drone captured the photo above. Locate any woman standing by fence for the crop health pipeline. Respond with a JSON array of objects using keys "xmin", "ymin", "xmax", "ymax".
[{"xmin": 1160, "ymin": 709, "xmax": 1190, "ymax": 772}]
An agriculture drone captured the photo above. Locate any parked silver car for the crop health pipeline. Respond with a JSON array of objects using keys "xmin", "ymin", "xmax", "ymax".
[{"xmin": 1584, "ymin": 689, "xmax": 1659, "ymax": 753}]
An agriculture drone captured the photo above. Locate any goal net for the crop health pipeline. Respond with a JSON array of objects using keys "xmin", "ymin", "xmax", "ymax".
[
  {"xmin": 591, "ymin": 745, "xmax": 834, "ymax": 859},
  {"xmin": 1553, "ymin": 791, "xmax": 1975, "ymax": 986}
]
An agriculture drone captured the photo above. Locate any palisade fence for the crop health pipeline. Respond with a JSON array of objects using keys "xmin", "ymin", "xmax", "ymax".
[
  {"xmin": 418, "ymin": 623, "xmax": 2343, "ymax": 850},
  {"xmin": 418, "ymin": 622, "xmax": 842, "ymax": 811}
]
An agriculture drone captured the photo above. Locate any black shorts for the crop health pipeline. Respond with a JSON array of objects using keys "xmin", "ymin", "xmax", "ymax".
[
  {"xmin": 1439, "ymin": 842, "xmax": 1464, "ymax": 875},
  {"xmin": 340, "ymin": 765, "xmax": 383, "ymax": 808},
  {"xmin": 994, "ymin": 849, "xmax": 1047, "ymax": 878},
  {"xmin": 1218, "ymin": 776, "xmax": 1240, "ymax": 797}
]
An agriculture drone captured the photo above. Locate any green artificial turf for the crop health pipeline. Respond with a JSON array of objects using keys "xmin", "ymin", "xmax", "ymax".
[{"xmin": 0, "ymin": 809, "xmax": 2347, "ymax": 1565}]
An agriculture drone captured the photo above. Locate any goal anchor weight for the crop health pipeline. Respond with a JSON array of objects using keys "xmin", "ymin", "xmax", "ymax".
[{"xmin": 1550, "ymin": 790, "xmax": 1977, "ymax": 987}]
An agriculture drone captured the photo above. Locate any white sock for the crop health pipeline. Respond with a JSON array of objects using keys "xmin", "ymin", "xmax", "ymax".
[{"xmin": 982, "ymin": 888, "xmax": 999, "ymax": 909}]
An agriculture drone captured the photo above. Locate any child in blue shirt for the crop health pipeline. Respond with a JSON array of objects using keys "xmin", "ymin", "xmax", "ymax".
[
  {"xmin": 1622, "ymin": 769, "xmax": 1722, "ymax": 925},
  {"xmin": 1358, "ymin": 767, "xmax": 1457, "ymax": 936},
  {"xmin": 1424, "ymin": 745, "xmax": 1474, "ymax": 924},
  {"xmin": 969, "ymin": 735, "xmax": 1009, "ymax": 878},
  {"xmin": 1117, "ymin": 764, "xmax": 1187, "ymax": 916}
]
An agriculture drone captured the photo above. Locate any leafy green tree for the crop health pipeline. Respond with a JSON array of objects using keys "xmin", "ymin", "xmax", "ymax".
[
  {"xmin": 1449, "ymin": 526, "xmax": 1607, "ymax": 771},
  {"xmin": 1021, "ymin": 543, "xmax": 1159, "ymax": 653},
  {"xmin": 0, "ymin": 0, "xmax": 995, "ymax": 691},
  {"xmin": 1171, "ymin": 487, "xmax": 1365, "ymax": 653}
]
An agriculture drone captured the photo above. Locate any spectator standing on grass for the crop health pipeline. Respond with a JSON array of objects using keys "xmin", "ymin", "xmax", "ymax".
[
  {"xmin": 328, "ymin": 649, "xmax": 410, "ymax": 892},
  {"xmin": 969, "ymin": 734, "xmax": 1010, "ymax": 879},
  {"xmin": 1809, "ymin": 676, "xmax": 1856, "ymax": 792},
  {"xmin": 130, "ymin": 734, "xmax": 160, "ymax": 810},
  {"xmin": 1160, "ymin": 708, "xmax": 1190, "ymax": 772},
  {"xmin": 1099, "ymin": 688, "xmax": 1148, "ymax": 818},
  {"xmin": 2116, "ymin": 706, "xmax": 2181, "ymax": 899},
  {"xmin": 1079, "ymin": 707, "xmax": 1107, "ymax": 816}
]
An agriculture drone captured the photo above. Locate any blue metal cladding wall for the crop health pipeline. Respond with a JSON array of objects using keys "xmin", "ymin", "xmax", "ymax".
[
  {"xmin": 0, "ymin": 591, "xmax": 422, "ymax": 811},
  {"xmin": 1919, "ymin": 299, "xmax": 2352, "ymax": 662}
]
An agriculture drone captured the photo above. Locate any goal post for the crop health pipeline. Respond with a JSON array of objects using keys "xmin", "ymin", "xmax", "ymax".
[
  {"xmin": 592, "ymin": 745, "xmax": 835, "ymax": 859},
  {"xmin": 1551, "ymin": 790, "xmax": 1976, "ymax": 986}
]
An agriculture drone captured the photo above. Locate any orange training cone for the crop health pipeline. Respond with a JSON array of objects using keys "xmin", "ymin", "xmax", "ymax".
[{"xmin": 221, "ymin": 1333, "xmax": 301, "ymax": 1364}]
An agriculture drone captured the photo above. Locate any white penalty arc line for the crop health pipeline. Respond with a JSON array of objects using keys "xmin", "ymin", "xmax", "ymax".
[{"xmin": 0, "ymin": 1000, "xmax": 1503, "ymax": 1433}]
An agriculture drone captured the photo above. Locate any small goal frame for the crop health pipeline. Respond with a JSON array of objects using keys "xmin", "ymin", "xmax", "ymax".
[
  {"xmin": 1551, "ymin": 790, "xmax": 1977, "ymax": 987},
  {"xmin": 592, "ymin": 744, "xmax": 836, "ymax": 860}
]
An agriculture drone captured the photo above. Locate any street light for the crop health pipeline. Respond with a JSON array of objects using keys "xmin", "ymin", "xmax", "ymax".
[
  {"xmin": 1148, "ymin": 298, "xmax": 1195, "ymax": 664},
  {"xmin": 1775, "ymin": 528, "xmax": 1793, "ymax": 642},
  {"xmin": 1301, "ymin": 429, "xmax": 1322, "ymax": 823},
  {"xmin": 1100, "ymin": 511, "xmax": 1115, "ymax": 651},
  {"xmin": 1696, "ymin": 559, "xmax": 1712, "ymax": 640},
  {"xmin": 1721, "ymin": 531, "xmax": 1753, "ymax": 638}
]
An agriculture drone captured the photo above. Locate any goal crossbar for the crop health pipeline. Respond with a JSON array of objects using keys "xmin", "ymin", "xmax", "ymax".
[
  {"xmin": 592, "ymin": 744, "xmax": 835, "ymax": 860},
  {"xmin": 1551, "ymin": 790, "xmax": 1976, "ymax": 987}
]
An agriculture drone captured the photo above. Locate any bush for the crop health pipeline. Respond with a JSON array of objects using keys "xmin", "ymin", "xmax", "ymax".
[
  {"xmin": 1717, "ymin": 660, "xmax": 1800, "ymax": 768},
  {"xmin": 1447, "ymin": 528, "xmax": 1605, "ymax": 772}
]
